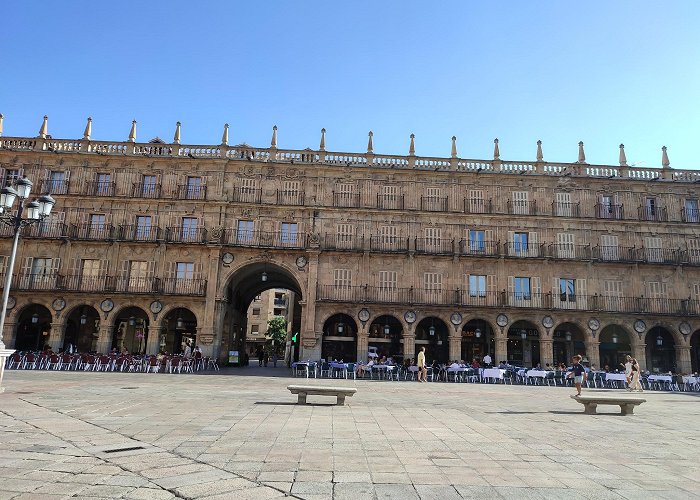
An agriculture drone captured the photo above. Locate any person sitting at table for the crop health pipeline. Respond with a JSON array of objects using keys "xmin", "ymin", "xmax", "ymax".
[
  {"xmin": 459, "ymin": 360, "xmax": 467, "ymax": 368},
  {"xmin": 534, "ymin": 363, "xmax": 542, "ymax": 370},
  {"xmin": 449, "ymin": 360, "xmax": 460, "ymax": 370},
  {"xmin": 499, "ymin": 361, "xmax": 508, "ymax": 369},
  {"xmin": 557, "ymin": 362, "xmax": 567, "ymax": 371},
  {"xmin": 471, "ymin": 358, "xmax": 480, "ymax": 369}
]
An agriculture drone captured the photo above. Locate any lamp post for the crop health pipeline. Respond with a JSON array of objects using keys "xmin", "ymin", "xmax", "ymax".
[{"xmin": 0, "ymin": 176, "xmax": 55, "ymax": 392}]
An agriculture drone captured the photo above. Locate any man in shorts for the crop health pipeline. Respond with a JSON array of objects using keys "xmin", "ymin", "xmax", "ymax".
[{"xmin": 567, "ymin": 354, "xmax": 586, "ymax": 396}]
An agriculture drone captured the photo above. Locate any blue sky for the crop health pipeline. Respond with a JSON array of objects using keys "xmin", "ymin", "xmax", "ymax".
[{"xmin": 2, "ymin": 1, "xmax": 699, "ymax": 168}]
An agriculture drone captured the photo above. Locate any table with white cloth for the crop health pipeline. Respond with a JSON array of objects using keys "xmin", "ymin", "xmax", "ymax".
[
  {"xmin": 682, "ymin": 376, "xmax": 699, "ymax": 389},
  {"xmin": 446, "ymin": 367, "xmax": 469, "ymax": 382},
  {"xmin": 602, "ymin": 372, "xmax": 627, "ymax": 388},
  {"xmin": 329, "ymin": 362, "xmax": 349, "ymax": 378},
  {"xmin": 371, "ymin": 364, "xmax": 398, "ymax": 380},
  {"xmin": 647, "ymin": 374, "xmax": 674, "ymax": 389},
  {"xmin": 482, "ymin": 368, "xmax": 506, "ymax": 382},
  {"xmin": 525, "ymin": 370, "xmax": 548, "ymax": 384}
]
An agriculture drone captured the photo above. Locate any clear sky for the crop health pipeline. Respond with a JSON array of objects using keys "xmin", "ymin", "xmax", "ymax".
[{"xmin": 2, "ymin": 1, "xmax": 699, "ymax": 169}]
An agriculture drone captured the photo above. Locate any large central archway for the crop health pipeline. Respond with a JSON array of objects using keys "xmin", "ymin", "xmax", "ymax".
[{"xmin": 222, "ymin": 261, "xmax": 303, "ymax": 366}]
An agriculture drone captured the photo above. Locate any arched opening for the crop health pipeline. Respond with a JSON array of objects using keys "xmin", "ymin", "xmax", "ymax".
[
  {"xmin": 368, "ymin": 315, "xmax": 402, "ymax": 362},
  {"xmin": 111, "ymin": 307, "xmax": 149, "ymax": 354},
  {"xmin": 415, "ymin": 317, "xmax": 449, "ymax": 364},
  {"xmin": 645, "ymin": 327, "xmax": 676, "ymax": 373},
  {"xmin": 599, "ymin": 325, "xmax": 632, "ymax": 371},
  {"xmin": 63, "ymin": 305, "xmax": 100, "ymax": 353},
  {"xmin": 507, "ymin": 320, "xmax": 540, "ymax": 367},
  {"xmin": 552, "ymin": 322, "xmax": 586, "ymax": 368},
  {"xmin": 461, "ymin": 318, "xmax": 494, "ymax": 365},
  {"xmin": 162, "ymin": 308, "xmax": 197, "ymax": 354},
  {"xmin": 691, "ymin": 330, "xmax": 700, "ymax": 373},
  {"xmin": 14, "ymin": 304, "xmax": 52, "ymax": 351},
  {"xmin": 322, "ymin": 313, "xmax": 357, "ymax": 362},
  {"xmin": 223, "ymin": 262, "xmax": 302, "ymax": 367}
]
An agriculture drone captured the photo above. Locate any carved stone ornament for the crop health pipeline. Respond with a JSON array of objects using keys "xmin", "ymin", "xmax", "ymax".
[
  {"xmin": 199, "ymin": 334, "xmax": 214, "ymax": 345},
  {"xmin": 308, "ymin": 233, "xmax": 321, "ymax": 247},
  {"xmin": 210, "ymin": 226, "xmax": 224, "ymax": 240},
  {"xmin": 302, "ymin": 337, "xmax": 317, "ymax": 348}
]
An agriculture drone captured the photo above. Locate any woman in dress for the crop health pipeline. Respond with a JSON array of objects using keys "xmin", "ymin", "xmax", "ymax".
[{"xmin": 629, "ymin": 358, "xmax": 643, "ymax": 392}]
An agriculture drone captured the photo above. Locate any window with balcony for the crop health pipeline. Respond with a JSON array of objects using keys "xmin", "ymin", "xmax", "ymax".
[
  {"xmin": 468, "ymin": 230, "xmax": 486, "ymax": 253},
  {"xmin": 604, "ymin": 280, "xmax": 623, "ymax": 297},
  {"xmin": 333, "ymin": 269, "xmax": 352, "ymax": 288},
  {"xmin": 142, "ymin": 175, "xmax": 157, "ymax": 197},
  {"xmin": 96, "ymin": 173, "xmax": 111, "ymax": 195},
  {"xmin": 128, "ymin": 260, "xmax": 151, "ymax": 291},
  {"xmin": 186, "ymin": 176, "xmax": 203, "ymax": 199},
  {"xmin": 29, "ymin": 258, "xmax": 55, "ymax": 289},
  {"xmin": 467, "ymin": 189, "xmax": 485, "ymax": 213},
  {"xmin": 181, "ymin": 217, "xmax": 198, "ymax": 241},
  {"xmin": 424, "ymin": 272, "xmax": 443, "ymax": 302},
  {"xmin": 513, "ymin": 277, "xmax": 531, "ymax": 300},
  {"xmin": 380, "ymin": 225, "xmax": 397, "ymax": 246},
  {"xmin": 644, "ymin": 197, "xmax": 658, "ymax": 220},
  {"xmin": 559, "ymin": 278, "xmax": 576, "ymax": 302},
  {"xmin": 280, "ymin": 222, "xmax": 298, "ymax": 245},
  {"xmin": 512, "ymin": 191, "xmax": 529, "ymax": 215},
  {"xmin": 600, "ymin": 234, "xmax": 619, "ymax": 260},
  {"xmin": 554, "ymin": 192, "xmax": 573, "ymax": 216},
  {"xmin": 597, "ymin": 194, "xmax": 622, "ymax": 219},
  {"xmin": 644, "ymin": 236, "xmax": 663, "ymax": 263},
  {"xmin": 469, "ymin": 274, "xmax": 487, "ymax": 297},
  {"xmin": 513, "ymin": 232, "xmax": 528, "ymax": 255},
  {"xmin": 693, "ymin": 283, "xmax": 700, "ymax": 302},
  {"xmin": 176, "ymin": 262, "xmax": 195, "ymax": 281},
  {"xmin": 556, "ymin": 233, "xmax": 575, "ymax": 259},
  {"xmin": 4, "ymin": 169, "xmax": 20, "ymax": 186},
  {"xmin": 424, "ymin": 227, "xmax": 442, "ymax": 252},
  {"xmin": 135, "ymin": 216, "xmax": 152, "ymax": 240},
  {"xmin": 237, "ymin": 220, "xmax": 254, "ymax": 242},
  {"xmin": 336, "ymin": 223, "xmax": 354, "ymax": 248},
  {"xmin": 687, "ymin": 239, "xmax": 700, "ymax": 264},
  {"xmin": 81, "ymin": 259, "xmax": 103, "ymax": 290},
  {"xmin": 89, "ymin": 214, "xmax": 107, "ymax": 238},
  {"xmin": 378, "ymin": 270, "xmax": 397, "ymax": 301},
  {"xmin": 335, "ymin": 182, "xmax": 356, "ymax": 207},
  {"xmin": 48, "ymin": 171, "xmax": 66, "ymax": 194},
  {"xmin": 647, "ymin": 281, "xmax": 667, "ymax": 299},
  {"xmin": 684, "ymin": 199, "xmax": 699, "ymax": 223}
]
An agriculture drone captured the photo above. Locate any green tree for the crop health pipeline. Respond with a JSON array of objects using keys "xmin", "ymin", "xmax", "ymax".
[{"xmin": 266, "ymin": 316, "xmax": 287, "ymax": 355}]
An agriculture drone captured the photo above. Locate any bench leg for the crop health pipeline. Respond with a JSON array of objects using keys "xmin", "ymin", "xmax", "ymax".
[
  {"xmin": 583, "ymin": 403, "xmax": 597, "ymax": 414},
  {"xmin": 620, "ymin": 404, "xmax": 634, "ymax": 415},
  {"xmin": 336, "ymin": 395, "xmax": 345, "ymax": 406},
  {"xmin": 297, "ymin": 393, "xmax": 307, "ymax": 404}
]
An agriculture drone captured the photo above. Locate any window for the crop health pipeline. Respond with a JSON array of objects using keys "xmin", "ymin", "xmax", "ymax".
[
  {"xmin": 685, "ymin": 199, "xmax": 699, "ymax": 223},
  {"xmin": 647, "ymin": 281, "xmax": 667, "ymax": 299},
  {"xmin": 559, "ymin": 278, "xmax": 576, "ymax": 302},
  {"xmin": 252, "ymin": 308, "xmax": 260, "ymax": 317},
  {"xmin": 90, "ymin": 214, "xmax": 106, "ymax": 231},
  {"xmin": 513, "ymin": 232, "xmax": 528, "ymax": 255},
  {"xmin": 469, "ymin": 230, "xmax": 485, "ymax": 253},
  {"xmin": 241, "ymin": 178, "xmax": 256, "ymax": 193},
  {"xmin": 176, "ymin": 262, "xmax": 195, "ymax": 280},
  {"xmin": 280, "ymin": 222, "xmax": 298, "ymax": 245},
  {"xmin": 693, "ymin": 283, "xmax": 700, "ymax": 301},
  {"xmin": 181, "ymin": 217, "xmax": 198, "ymax": 241},
  {"xmin": 378, "ymin": 271, "xmax": 397, "ymax": 290},
  {"xmin": 603, "ymin": 280, "xmax": 623, "ymax": 296},
  {"xmin": 333, "ymin": 269, "xmax": 352, "ymax": 288},
  {"xmin": 469, "ymin": 275, "xmax": 486, "ymax": 297},
  {"xmin": 512, "ymin": 191, "xmax": 529, "ymax": 215},
  {"xmin": 48, "ymin": 171, "xmax": 66, "ymax": 193},
  {"xmin": 425, "ymin": 187, "xmax": 441, "ymax": 210},
  {"xmin": 254, "ymin": 294, "xmax": 262, "ymax": 302},
  {"xmin": 644, "ymin": 236, "xmax": 663, "ymax": 263},
  {"xmin": 186, "ymin": 176, "xmax": 202, "ymax": 198},
  {"xmin": 250, "ymin": 324, "xmax": 259, "ymax": 335},
  {"xmin": 598, "ymin": 194, "xmax": 620, "ymax": 218},
  {"xmin": 424, "ymin": 227, "xmax": 441, "ymax": 251},
  {"xmin": 644, "ymin": 197, "xmax": 657, "ymax": 219},
  {"xmin": 600, "ymin": 234, "xmax": 619, "ymax": 260},
  {"xmin": 468, "ymin": 189, "xmax": 485, "ymax": 213},
  {"xmin": 336, "ymin": 223, "xmax": 354, "ymax": 247},
  {"xmin": 128, "ymin": 261, "xmax": 150, "ymax": 291},
  {"xmin": 514, "ymin": 277, "xmax": 531, "ymax": 300},
  {"xmin": 4, "ymin": 169, "xmax": 20, "ymax": 186},
  {"xmin": 424, "ymin": 272, "xmax": 443, "ymax": 301},
  {"xmin": 30, "ymin": 258, "xmax": 53, "ymax": 287},
  {"xmin": 81, "ymin": 259, "xmax": 102, "ymax": 289},
  {"xmin": 381, "ymin": 185, "xmax": 400, "ymax": 208},
  {"xmin": 380, "ymin": 225, "xmax": 397, "ymax": 245},
  {"xmin": 383, "ymin": 185, "xmax": 398, "ymax": 199},
  {"xmin": 555, "ymin": 192, "xmax": 572, "ymax": 216},
  {"xmin": 96, "ymin": 173, "xmax": 111, "ymax": 195},
  {"xmin": 556, "ymin": 233, "xmax": 575, "ymax": 259},
  {"xmin": 688, "ymin": 239, "xmax": 700, "ymax": 264},
  {"xmin": 237, "ymin": 220, "xmax": 254, "ymax": 242},
  {"xmin": 135, "ymin": 216, "xmax": 152, "ymax": 240},
  {"xmin": 142, "ymin": 175, "xmax": 157, "ymax": 196}
]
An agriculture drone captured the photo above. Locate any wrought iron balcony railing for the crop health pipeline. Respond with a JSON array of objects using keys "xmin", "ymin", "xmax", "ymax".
[
  {"xmin": 420, "ymin": 196, "xmax": 448, "ymax": 212},
  {"xmin": 165, "ymin": 226, "xmax": 208, "ymax": 244},
  {"xmin": 507, "ymin": 200, "xmax": 537, "ymax": 215},
  {"xmin": 595, "ymin": 203, "xmax": 624, "ymax": 219},
  {"xmin": 552, "ymin": 202, "xmax": 581, "ymax": 217},
  {"xmin": 369, "ymin": 236, "xmax": 410, "ymax": 253},
  {"xmin": 232, "ymin": 187, "xmax": 262, "ymax": 204},
  {"xmin": 131, "ymin": 182, "xmax": 161, "ymax": 198},
  {"xmin": 118, "ymin": 224, "xmax": 162, "ymax": 242},
  {"xmin": 458, "ymin": 239, "xmax": 500, "ymax": 257},
  {"xmin": 332, "ymin": 192, "xmax": 360, "ymax": 208},
  {"xmin": 222, "ymin": 229, "xmax": 305, "ymax": 249},
  {"xmin": 276, "ymin": 190, "xmax": 305, "ymax": 206},
  {"xmin": 323, "ymin": 233, "xmax": 365, "ymax": 251},
  {"xmin": 178, "ymin": 184, "xmax": 207, "ymax": 200},
  {"xmin": 377, "ymin": 194, "xmax": 404, "ymax": 210},
  {"xmin": 72, "ymin": 223, "xmax": 116, "ymax": 240},
  {"xmin": 86, "ymin": 180, "xmax": 116, "ymax": 197},
  {"xmin": 638, "ymin": 206, "xmax": 668, "ymax": 222},
  {"xmin": 414, "ymin": 238, "xmax": 454, "ymax": 255},
  {"xmin": 464, "ymin": 198, "xmax": 493, "ymax": 214},
  {"xmin": 681, "ymin": 207, "xmax": 700, "ymax": 223}
]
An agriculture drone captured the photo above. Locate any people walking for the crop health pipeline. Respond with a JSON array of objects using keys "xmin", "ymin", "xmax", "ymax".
[
  {"xmin": 623, "ymin": 355, "xmax": 633, "ymax": 389},
  {"xmin": 417, "ymin": 346, "xmax": 427, "ymax": 382},
  {"xmin": 629, "ymin": 358, "xmax": 643, "ymax": 392}
]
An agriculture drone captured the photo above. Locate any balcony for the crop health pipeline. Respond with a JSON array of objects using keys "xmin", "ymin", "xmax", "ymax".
[
  {"xmin": 369, "ymin": 236, "xmax": 409, "ymax": 253},
  {"xmin": 223, "ymin": 229, "xmax": 305, "ymax": 249},
  {"xmin": 377, "ymin": 194, "xmax": 404, "ymax": 210},
  {"xmin": 24, "ymin": 222, "xmax": 70, "ymax": 239},
  {"xmin": 414, "ymin": 238, "xmax": 454, "ymax": 255},
  {"xmin": 505, "ymin": 242, "xmax": 544, "ymax": 258},
  {"xmin": 638, "ymin": 206, "xmax": 667, "ymax": 222},
  {"xmin": 39, "ymin": 179, "xmax": 69, "ymax": 195},
  {"xmin": 323, "ymin": 233, "xmax": 364, "ymax": 251},
  {"xmin": 86, "ymin": 181, "xmax": 116, "ymax": 197},
  {"xmin": 15, "ymin": 273, "xmax": 60, "ymax": 291},
  {"xmin": 464, "ymin": 198, "xmax": 493, "ymax": 214},
  {"xmin": 119, "ymin": 224, "xmax": 162, "ymax": 242},
  {"xmin": 72, "ymin": 223, "xmax": 116, "ymax": 240},
  {"xmin": 273, "ymin": 297, "xmax": 287, "ymax": 307},
  {"xmin": 639, "ymin": 247, "xmax": 679, "ymax": 265},
  {"xmin": 420, "ymin": 196, "xmax": 448, "ymax": 212},
  {"xmin": 507, "ymin": 200, "xmax": 537, "ymax": 215},
  {"xmin": 595, "ymin": 203, "xmax": 624, "ymax": 219},
  {"xmin": 681, "ymin": 207, "xmax": 700, "ymax": 223},
  {"xmin": 552, "ymin": 202, "xmax": 581, "ymax": 217},
  {"xmin": 591, "ymin": 245, "xmax": 637, "ymax": 262},
  {"xmin": 131, "ymin": 182, "xmax": 161, "ymax": 198},
  {"xmin": 458, "ymin": 240, "xmax": 500, "ymax": 257},
  {"xmin": 61, "ymin": 274, "xmax": 110, "ymax": 292},
  {"xmin": 333, "ymin": 192, "xmax": 360, "ymax": 208},
  {"xmin": 165, "ymin": 226, "xmax": 208, "ymax": 244},
  {"xmin": 232, "ymin": 187, "xmax": 261, "ymax": 204},
  {"xmin": 547, "ymin": 244, "xmax": 591, "ymax": 260},
  {"xmin": 113, "ymin": 276, "xmax": 160, "ymax": 294},
  {"xmin": 276, "ymin": 190, "xmax": 305, "ymax": 206},
  {"xmin": 161, "ymin": 278, "xmax": 207, "ymax": 296},
  {"xmin": 178, "ymin": 184, "xmax": 207, "ymax": 200}
]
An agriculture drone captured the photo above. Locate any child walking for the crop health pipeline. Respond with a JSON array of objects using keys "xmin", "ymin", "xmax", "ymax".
[{"xmin": 568, "ymin": 355, "xmax": 586, "ymax": 396}]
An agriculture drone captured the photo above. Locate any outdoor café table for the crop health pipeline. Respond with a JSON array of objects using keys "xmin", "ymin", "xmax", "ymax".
[
  {"xmin": 525, "ymin": 370, "xmax": 548, "ymax": 384},
  {"xmin": 292, "ymin": 362, "xmax": 316, "ymax": 378},
  {"xmin": 371, "ymin": 364, "xmax": 397, "ymax": 380},
  {"xmin": 446, "ymin": 367, "xmax": 469, "ymax": 382},
  {"xmin": 330, "ymin": 362, "xmax": 348, "ymax": 378},
  {"xmin": 682, "ymin": 376, "xmax": 699, "ymax": 390},
  {"xmin": 648, "ymin": 374, "xmax": 673, "ymax": 389},
  {"xmin": 482, "ymin": 368, "xmax": 506, "ymax": 383},
  {"xmin": 604, "ymin": 372, "xmax": 627, "ymax": 388}
]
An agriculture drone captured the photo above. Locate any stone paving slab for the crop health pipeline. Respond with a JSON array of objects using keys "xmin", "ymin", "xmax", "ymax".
[{"xmin": 0, "ymin": 369, "xmax": 699, "ymax": 499}]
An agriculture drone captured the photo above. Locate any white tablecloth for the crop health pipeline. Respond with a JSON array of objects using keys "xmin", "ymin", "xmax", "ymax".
[
  {"xmin": 526, "ymin": 370, "xmax": 548, "ymax": 378},
  {"xmin": 682, "ymin": 376, "xmax": 698, "ymax": 384},
  {"xmin": 604, "ymin": 373, "xmax": 628, "ymax": 382},
  {"xmin": 648, "ymin": 375, "xmax": 673, "ymax": 382},
  {"xmin": 482, "ymin": 368, "xmax": 506, "ymax": 380}
]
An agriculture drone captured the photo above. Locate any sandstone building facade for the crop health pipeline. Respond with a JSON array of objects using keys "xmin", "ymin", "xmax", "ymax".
[{"xmin": 1, "ymin": 116, "xmax": 699, "ymax": 373}]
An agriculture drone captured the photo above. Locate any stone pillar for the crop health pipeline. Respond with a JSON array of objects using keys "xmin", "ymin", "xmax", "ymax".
[
  {"xmin": 675, "ymin": 345, "xmax": 692, "ymax": 374},
  {"xmin": 3, "ymin": 321, "xmax": 17, "ymax": 349},
  {"xmin": 356, "ymin": 333, "xmax": 368, "ymax": 363},
  {"xmin": 523, "ymin": 340, "xmax": 532, "ymax": 366},
  {"xmin": 402, "ymin": 332, "xmax": 415, "ymax": 361},
  {"xmin": 96, "ymin": 324, "xmax": 114, "ymax": 354},
  {"xmin": 48, "ymin": 321, "xmax": 65, "ymax": 351},
  {"xmin": 632, "ymin": 342, "xmax": 647, "ymax": 371},
  {"xmin": 302, "ymin": 251, "xmax": 320, "ymax": 354},
  {"xmin": 448, "ymin": 334, "xmax": 461, "ymax": 362},
  {"xmin": 495, "ymin": 336, "xmax": 507, "ymax": 365},
  {"xmin": 196, "ymin": 325, "xmax": 215, "ymax": 358},
  {"xmin": 539, "ymin": 339, "xmax": 554, "ymax": 367},
  {"xmin": 585, "ymin": 340, "xmax": 601, "ymax": 369},
  {"xmin": 146, "ymin": 325, "xmax": 164, "ymax": 355}
]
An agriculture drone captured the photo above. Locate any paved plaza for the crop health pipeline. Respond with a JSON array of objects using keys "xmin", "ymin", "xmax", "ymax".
[{"xmin": 0, "ymin": 368, "xmax": 698, "ymax": 500}]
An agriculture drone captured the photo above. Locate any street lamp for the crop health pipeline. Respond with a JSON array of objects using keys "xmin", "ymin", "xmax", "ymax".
[
  {"xmin": 656, "ymin": 334, "xmax": 663, "ymax": 347},
  {"xmin": 176, "ymin": 317, "xmax": 185, "ymax": 330},
  {"xmin": 80, "ymin": 314, "xmax": 88, "ymax": 325},
  {"xmin": 565, "ymin": 331, "xmax": 572, "ymax": 342},
  {"xmin": 475, "ymin": 328, "xmax": 482, "ymax": 338},
  {"xmin": 520, "ymin": 329, "xmax": 527, "ymax": 340},
  {"xmin": 0, "ymin": 177, "xmax": 55, "ymax": 352}
]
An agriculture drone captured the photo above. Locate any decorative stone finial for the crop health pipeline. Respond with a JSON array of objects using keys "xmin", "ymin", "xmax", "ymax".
[
  {"xmin": 451, "ymin": 136, "xmax": 457, "ymax": 159},
  {"xmin": 38, "ymin": 115, "xmax": 48, "ymax": 138},
  {"xmin": 221, "ymin": 123, "xmax": 229, "ymax": 145},
  {"xmin": 409, "ymin": 133, "xmax": 415, "ymax": 156},
  {"xmin": 367, "ymin": 131, "xmax": 373, "ymax": 153},
  {"xmin": 0, "ymin": 113, "xmax": 4, "ymax": 137},
  {"xmin": 271, "ymin": 125, "xmax": 278, "ymax": 148},
  {"xmin": 173, "ymin": 121, "xmax": 181, "ymax": 144},
  {"xmin": 662, "ymin": 146, "xmax": 670, "ymax": 168},
  {"xmin": 83, "ymin": 117, "xmax": 92, "ymax": 140},
  {"xmin": 536, "ymin": 140, "xmax": 543, "ymax": 161},
  {"xmin": 493, "ymin": 138, "xmax": 500, "ymax": 160},
  {"xmin": 319, "ymin": 128, "xmax": 326, "ymax": 151},
  {"xmin": 128, "ymin": 120, "xmax": 137, "ymax": 142},
  {"xmin": 619, "ymin": 144, "xmax": 627, "ymax": 167},
  {"xmin": 577, "ymin": 141, "xmax": 586, "ymax": 163}
]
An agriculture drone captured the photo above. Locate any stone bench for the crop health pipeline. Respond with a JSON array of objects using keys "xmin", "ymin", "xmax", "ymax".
[
  {"xmin": 287, "ymin": 385, "xmax": 357, "ymax": 405},
  {"xmin": 571, "ymin": 395, "xmax": 646, "ymax": 415}
]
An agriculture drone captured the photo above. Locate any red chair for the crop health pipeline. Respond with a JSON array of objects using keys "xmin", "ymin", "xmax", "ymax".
[{"xmin": 8, "ymin": 353, "xmax": 22, "ymax": 369}]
